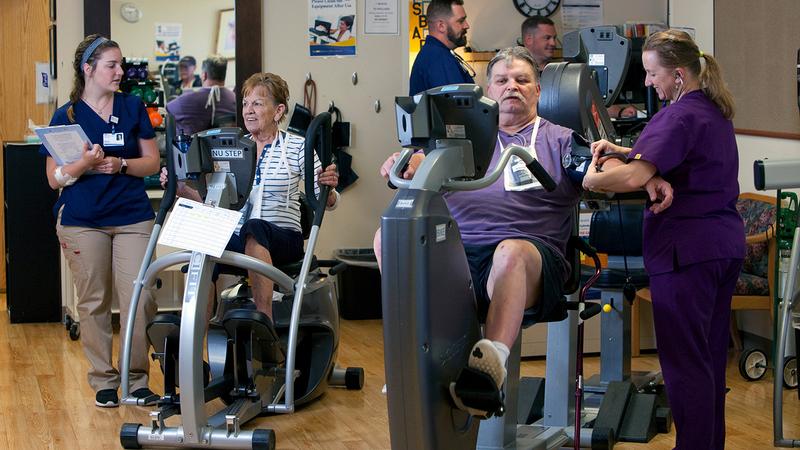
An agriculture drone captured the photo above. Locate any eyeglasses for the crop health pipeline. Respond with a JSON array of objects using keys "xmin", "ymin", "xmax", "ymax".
[{"xmin": 452, "ymin": 51, "xmax": 477, "ymax": 78}]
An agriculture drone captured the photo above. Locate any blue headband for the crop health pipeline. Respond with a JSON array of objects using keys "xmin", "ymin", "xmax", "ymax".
[{"xmin": 80, "ymin": 37, "xmax": 108, "ymax": 68}]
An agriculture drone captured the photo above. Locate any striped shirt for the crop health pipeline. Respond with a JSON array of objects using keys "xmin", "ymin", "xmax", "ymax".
[{"xmin": 238, "ymin": 131, "xmax": 321, "ymax": 233}]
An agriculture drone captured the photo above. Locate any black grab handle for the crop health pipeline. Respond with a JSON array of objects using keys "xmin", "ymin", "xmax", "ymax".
[
  {"xmin": 526, "ymin": 158, "xmax": 557, "ymax": 192},
  {"xmin": 304, "ymin": 111, "xmax": 334, "ymax": 227},
  {"xmin": 156, "ymin": 113, "xmax": 180, "ymax": 226}
]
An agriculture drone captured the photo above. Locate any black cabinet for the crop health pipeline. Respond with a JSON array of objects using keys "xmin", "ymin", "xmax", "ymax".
[{"xmin": 3, "ymin": 142, "xmax": 61, "ymax": 322}]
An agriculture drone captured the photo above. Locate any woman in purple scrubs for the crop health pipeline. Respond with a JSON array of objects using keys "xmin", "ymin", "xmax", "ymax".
[{"xmin": 582, "ymin": 30, "xmax": 745, "ymax": 450}]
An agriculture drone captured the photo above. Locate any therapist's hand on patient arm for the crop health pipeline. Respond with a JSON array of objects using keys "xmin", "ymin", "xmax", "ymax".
[
  {"xmin": 591, "ymin": 139, "xmax": 631, "ymax": 158},
  {"xmin": 379, "ymin": 152, "xmax": 424, "ymax": 180},
  {"xmin": 589, "ymin": 138, "xmax": 632, "ymax": 172}
]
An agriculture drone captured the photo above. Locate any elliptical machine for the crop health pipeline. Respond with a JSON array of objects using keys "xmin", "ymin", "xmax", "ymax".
[{"xmin": 118, "ymin": 112, "xmax": 362, "ymax": 450}]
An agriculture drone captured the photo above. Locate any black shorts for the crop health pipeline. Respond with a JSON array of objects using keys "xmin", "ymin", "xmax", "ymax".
[
  {"xmin": 214, "ymin": 219, "xmax": 304, "ymax": 280},
  {"xmin": 465, "ymin": 238, "xmax": 568, "ymax": 325}
]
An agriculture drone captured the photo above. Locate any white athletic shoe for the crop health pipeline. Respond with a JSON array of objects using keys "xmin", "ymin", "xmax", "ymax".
[{"xmin": 468, "ymin": 339, "xmax": 507, "ymax": 389}]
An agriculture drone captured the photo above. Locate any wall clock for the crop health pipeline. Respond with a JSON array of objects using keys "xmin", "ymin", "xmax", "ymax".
[
  {"xmin": 513, "ymin": 0, "xmax": 561, "ymax": 18},
  {"xmin": 120, "ymin": 3, "xmax": 141, "ymax": 23}
]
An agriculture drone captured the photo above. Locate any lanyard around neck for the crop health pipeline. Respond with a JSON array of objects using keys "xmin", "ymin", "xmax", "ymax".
[
  {"xmin": 254, "ymin": 132, "xmax": 284, "ymax": 185},
  {"xmin": 497, "ymin": 116, "xmax": 541, "ymax": 154}
]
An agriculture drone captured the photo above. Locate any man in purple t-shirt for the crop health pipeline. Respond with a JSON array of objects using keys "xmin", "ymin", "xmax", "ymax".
[
  {"xmin": 377, "ymin": 47, "xmax": 582, "ymax": 398},
  {"xmin": 166, "ymin": 55, "xmax": 236, "ymax": 136}
]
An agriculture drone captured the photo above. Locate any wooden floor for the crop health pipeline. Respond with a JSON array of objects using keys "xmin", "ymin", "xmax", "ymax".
[{"xmin": 0, "ymin": 294, "xmax": 796, "ymax": 449}]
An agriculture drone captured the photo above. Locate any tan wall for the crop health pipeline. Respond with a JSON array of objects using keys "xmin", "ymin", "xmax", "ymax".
[
  {"xmin": 262, "ymin": 0, "xmax": 403, "ymax": 258},
  {"xmin": 0, "ymin": 0, "xmax": 53, "ymax": 290}
]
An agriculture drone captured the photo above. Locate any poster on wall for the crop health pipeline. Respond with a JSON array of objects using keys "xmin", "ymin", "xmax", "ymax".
[
  {"xmin": 154, "ymin": 23, "xmax": 182, "ymax": 62},
  {"xmin": 409, "ymin": 1, "xmax": 431, "ymax": 73},
  {"xmin": 308, "ymin": 0, "xmax": 357, "ymax": 57}
]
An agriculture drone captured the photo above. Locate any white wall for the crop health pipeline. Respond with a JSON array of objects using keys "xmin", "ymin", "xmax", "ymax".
[
  {"xmin": 668, "ymin": 0, "xmax": 713, "ymax": 52},
  {"xmin": 110, "ymin": 0, "xmax": 236, "ymax": 86}
]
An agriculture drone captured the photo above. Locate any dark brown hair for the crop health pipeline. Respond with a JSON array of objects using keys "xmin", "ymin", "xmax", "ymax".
[
  {"xmin": 67, "ymin": 34, "xmax": 120, "ymax": 122},
  {"xmin": 426, "ymin": 0, "xmax": 464, "ymax": 23}
]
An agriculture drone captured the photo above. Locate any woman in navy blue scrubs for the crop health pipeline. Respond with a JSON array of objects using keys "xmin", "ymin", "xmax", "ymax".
[
  {"xmin": 41, "ymin": 35, "xmax": 161, "ymax": 408},
  {"xmin": 582, "ymin": 30, "xmax": 745, "ymax": 450}
]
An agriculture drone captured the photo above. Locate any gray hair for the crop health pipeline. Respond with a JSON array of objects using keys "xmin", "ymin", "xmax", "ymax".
[
  {"xmin": 202, "ymin": 55, "xmax": 228, "ymax": 82},
  {"xmin": 486, "ymin": 46, "xmax": 539, "ymax": 80}
]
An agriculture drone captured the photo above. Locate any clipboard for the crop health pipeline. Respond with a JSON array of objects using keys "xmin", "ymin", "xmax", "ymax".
[{"xmin": 35, "ymin": 124, "xmax": 92, "ymax": 166}]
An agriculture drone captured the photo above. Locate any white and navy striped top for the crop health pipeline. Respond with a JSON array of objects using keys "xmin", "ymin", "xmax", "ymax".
[{"xmin": 238, "ymin": 131, "xmax": 321, "ymax": 233}]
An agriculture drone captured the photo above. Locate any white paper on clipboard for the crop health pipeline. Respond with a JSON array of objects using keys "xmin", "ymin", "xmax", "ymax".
[
  {"xmin": 35, "ymin": 124, "xmax": 92, "ymax": 166},
  {"xmin": 157, "ymin": 197, "xmax": 243, "ymax": 258}
]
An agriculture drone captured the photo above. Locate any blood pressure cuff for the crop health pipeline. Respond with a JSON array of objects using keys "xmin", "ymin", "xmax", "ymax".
[
  {"xmin": 562, "ymin": 132, "xmax": 628, "ymax": 184},
  {"xmin": 562, "ymin": 132, "xmax": 594, "ymax": 184}
]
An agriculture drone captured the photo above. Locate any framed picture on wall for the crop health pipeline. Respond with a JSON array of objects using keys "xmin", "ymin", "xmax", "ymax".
[{"xmin": 216, "ymin": 9, "xmax": 236, "ymax": 59}]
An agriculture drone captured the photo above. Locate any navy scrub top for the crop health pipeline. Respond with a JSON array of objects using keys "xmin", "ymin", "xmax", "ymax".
[
  {"xmin": 629, "ymin": 90, "xmax": 745, "ymax": 275},
  {"xmin": 41, "ymin": 92, "xmax": 156, "ymax": 228},
  {"xmin": 409, "ymin": 37, "xmax": 474, "ymax": 96}
]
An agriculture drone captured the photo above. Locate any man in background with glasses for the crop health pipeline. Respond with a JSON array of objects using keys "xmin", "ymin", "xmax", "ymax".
[{"xmin": 409, "ymin": 0, "xmax": 475, "ymax": 96}]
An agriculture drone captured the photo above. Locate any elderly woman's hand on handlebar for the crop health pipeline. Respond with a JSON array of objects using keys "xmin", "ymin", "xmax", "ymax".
[
  {"xmin": 159, "ymin": 167, "xmax": 202, "ymax": 202},
  {"xmin": 316, "ymin": 164, "xmax": 339, "ymax": 188}
]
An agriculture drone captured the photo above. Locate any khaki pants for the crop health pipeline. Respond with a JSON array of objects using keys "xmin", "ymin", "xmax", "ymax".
[{"xmin": 57, "ymin": 217, "xmax": 156, "ymax": 392}]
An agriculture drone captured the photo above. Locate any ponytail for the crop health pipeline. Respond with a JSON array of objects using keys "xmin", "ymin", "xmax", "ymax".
[{"xmin": 698, "ymin": 53, "xmax": 735, "ymax": 120}]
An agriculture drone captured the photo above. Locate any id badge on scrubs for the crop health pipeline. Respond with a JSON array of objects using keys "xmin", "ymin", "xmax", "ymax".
[{"xmin": 103, "ymin": 132, "xmax": 124, "ymax": 147}]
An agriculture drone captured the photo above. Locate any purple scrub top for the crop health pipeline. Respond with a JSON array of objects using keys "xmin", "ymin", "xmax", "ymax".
[
  {"xmin": 629, "ymin": 90, "xmax": 745, "ymax": 275},
  {"xmin": 444, "ymin": 118, "xmax": 581, "ymax": 270}
]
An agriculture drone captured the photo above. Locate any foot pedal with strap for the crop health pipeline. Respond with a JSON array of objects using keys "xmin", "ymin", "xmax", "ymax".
[
  {"xmin": 223, "ymin": 309, "xmax": 286, "ymax": 400},
  {"xmin": 222, "ymin": 309, "xmax": 286, "ymax": 366},
  {"xmin": 449, "ymin": 367, "xmax": 505, "ymax": 419}
]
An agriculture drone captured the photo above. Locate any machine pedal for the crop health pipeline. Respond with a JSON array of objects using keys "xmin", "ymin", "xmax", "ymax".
[{"xmin": 449, "ymin": 367, "xmax": 505, "ymax": 418}]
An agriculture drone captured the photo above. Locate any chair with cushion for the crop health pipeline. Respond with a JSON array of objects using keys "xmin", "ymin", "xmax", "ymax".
[{"xmin": 632, "ymin": 192, "xmax": 777, "ymax": 355}]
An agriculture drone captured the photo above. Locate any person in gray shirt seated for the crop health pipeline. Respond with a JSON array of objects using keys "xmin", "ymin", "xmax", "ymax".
[{"xmin": 166, "ymin": 55, "xmax": 236, "ymax": 136}]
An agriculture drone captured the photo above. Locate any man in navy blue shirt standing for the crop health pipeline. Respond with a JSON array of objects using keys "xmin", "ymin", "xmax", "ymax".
[{"xmin": 409, "ymin": 0, "xmax": 474, "ymax": 95}]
